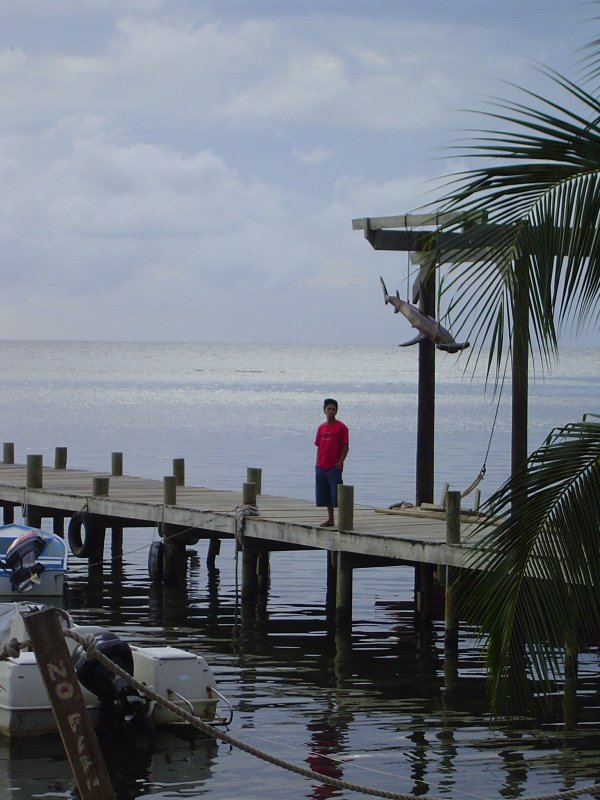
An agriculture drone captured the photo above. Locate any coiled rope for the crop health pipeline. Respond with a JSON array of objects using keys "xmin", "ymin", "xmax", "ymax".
[{"xmin": 2, "ymin": 631, "xmax": 599, "ymax": 800}]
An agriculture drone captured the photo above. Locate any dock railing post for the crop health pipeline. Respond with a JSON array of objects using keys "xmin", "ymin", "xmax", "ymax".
[
  {"xmin": 445, "ymin": 490, "xmax": 461, "ymax": 643},
  {"xmin": 242, "ymin": 481, "xmax": 257, "ymax": 507},
  {"xmin": 2, "ymin": 442, "xmax": 14, "ymax": 464},
  {"xmin": 54, "ymin": 447, "xmax": 67, "ymax": 470},
  {"xmin": 246, "ymin": 467, "xmax": 262, "ymax": 495},
  {"xmin": 163, "ymin": 476, "xmax": 176, "ymax": 506},
  {"xmin": 25, "ymin": 454, "xmax": 43, "ymax": 527},
  {"xmin": 337, "ymin": 484, "xmax": 354, "ymax": 530},
  {"xmin": 2, "ymin": 444, "xmax": 16, "ymax": 522},
  {"xmin": 27, "ymin": 454, "xmax": 43, "ymax": 489},
  {"xmin": 173, "ymin": 458, "xmax": 185, "ymax": 486},
  {"xmin": 92, "ymin": 477, "xmax": 109, "ymax": 497},
  {"xmin": 111, "ymin": 452, "xmax": 123, "ymax": 477}
]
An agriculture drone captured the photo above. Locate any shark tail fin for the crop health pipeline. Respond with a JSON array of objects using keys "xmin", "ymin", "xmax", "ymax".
[{"xmin": 379, "ymin": 276, "xmax": 389, "ymax": 305}]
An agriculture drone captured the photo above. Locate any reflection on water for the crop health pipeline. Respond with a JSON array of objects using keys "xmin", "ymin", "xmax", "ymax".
[{"xmin": 9, "ymin": 529, "xmax": 590, "ymax": 799}]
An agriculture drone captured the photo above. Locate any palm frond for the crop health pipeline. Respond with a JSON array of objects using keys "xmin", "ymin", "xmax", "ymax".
[{"xmin": 460, "ymin": 420, "xmax": 600, "ymax": 715}]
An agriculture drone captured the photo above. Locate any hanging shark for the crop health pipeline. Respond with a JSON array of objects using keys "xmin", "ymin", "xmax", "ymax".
[{"xmin": 379, "ymin": 277, "xmax": 469, "ymax": 353}]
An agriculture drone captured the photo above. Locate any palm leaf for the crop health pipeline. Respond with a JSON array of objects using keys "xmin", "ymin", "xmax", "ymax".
[
  {"xmin": 460, "ymin": 419, "xmax": 600, "ymax": 715},
  {"xmin": 431, "ymin": 70, "xmax": 600, "ymax": 380}
]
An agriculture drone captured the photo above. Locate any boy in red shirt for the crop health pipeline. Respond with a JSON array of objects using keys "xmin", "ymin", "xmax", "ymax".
[{"xmin": 314, "ymin": 398, "xmax": 349, "ymax": 527}]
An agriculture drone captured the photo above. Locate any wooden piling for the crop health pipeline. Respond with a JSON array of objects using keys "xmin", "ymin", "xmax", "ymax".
[
  {"xmin": 24, "ymin": 607, "xmax": 116, "ymax": 799},
  {"xmin": 25, "ymin": 455, "xmax": 43, "ymax": 527},
  {"xmin": 27, "ymin": 454, "xmax": 43, "ymax": 488},
  {"xmin": 173, "ymin": 458, "xmax": 185, "ymax": 486},
  {"xmin": 246, "ymin": 467, "xmax": 262, "ymax": 495},
  {"xmin": 335, "ymin": 551, "xmax": 353, "ymax": 626},
  {"xmin": 257, "ymin": 550, "xmax": 270, "ymax": 594},
  {"xmin": 111, "ymin": 452, "xmax": 123, "ymax": 477},
  {"xmin": 54, "ymin": 447, "xmax": 67, "ymax": 470},
  {"xmin": 3, "ymin": 442, "xmax": 14, "ymax": 464},
  {"xmin": 243, "ymin": 482, "xmax": 257, "ymax": 506},
  {"xmin": 93, "ymin": 477, "xmax": 109, "ymax": 497},
  {"xmin": 444, "ymin": 490, "xmax": 461, "ymax": 652},
  {"xmin": 337, "ymin": 484, "xmax": 354, "ymax": 530},
  {"xmin": 163, "ymin": 476, "xmax": 177, "ymax": 505},
  {"xmin": 241, "ymin": 542, "xmax": 259, "ymax": 602},
  {"xmin": 206, "ymin": 537, "xmax": 221, "ymax": 569},
  {"xmin": 162, "ymin": 525, "xmax": 186, "ymax": 586}
]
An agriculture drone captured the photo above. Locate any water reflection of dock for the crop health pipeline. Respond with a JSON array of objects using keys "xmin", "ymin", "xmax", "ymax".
[{"xmin": 0, "ymin": 447, "xmax": 494, "ymax": 635}]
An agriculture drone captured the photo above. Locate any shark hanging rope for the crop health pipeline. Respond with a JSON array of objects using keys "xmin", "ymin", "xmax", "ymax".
[{"xmin": 379, "ymin": 277, "xmax": 469, "ymax": 354}]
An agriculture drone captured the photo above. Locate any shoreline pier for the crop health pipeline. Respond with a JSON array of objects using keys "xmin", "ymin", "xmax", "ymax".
[{"xmin": 0, "ymin": 443, "xmax": 493, "ymax": 635}]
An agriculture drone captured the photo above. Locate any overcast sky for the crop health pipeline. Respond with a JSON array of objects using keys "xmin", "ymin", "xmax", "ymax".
[{"xmin": 1, "ymin": 1, "xmax": 597, "ymax": 345}]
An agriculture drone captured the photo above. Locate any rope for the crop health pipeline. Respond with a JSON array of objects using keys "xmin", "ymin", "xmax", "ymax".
[
  {"xmin": 3, "ymin": 628, "xmax": 600, "ymax": 800},
  {"xmin": 61, "ymin": 629, "xmax": 600, "ymax": 800}
]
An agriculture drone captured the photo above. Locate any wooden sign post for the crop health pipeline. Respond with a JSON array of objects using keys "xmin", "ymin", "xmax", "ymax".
[{"xmin": 24, "ymin": 607, "xmax": 116, "ymax": 799}]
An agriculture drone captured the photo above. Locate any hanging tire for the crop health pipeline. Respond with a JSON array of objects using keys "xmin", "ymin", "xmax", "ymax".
[
  {"xmin": 68, "ymin": 511, "xmax": 96, "ymax": 558},
  {"xmin": 148, "ymin": 540, "xmax": 164, "ymax": 581}
]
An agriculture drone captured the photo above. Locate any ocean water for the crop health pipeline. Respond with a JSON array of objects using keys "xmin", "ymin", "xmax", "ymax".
[{"xmin": 0, "ymin": 340, "xmax": 599, "ymax": 799}]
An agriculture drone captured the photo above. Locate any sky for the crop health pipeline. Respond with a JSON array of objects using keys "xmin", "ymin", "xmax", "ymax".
[{"xmin": 0, "ymin": 0, "xmax": 598, "ymax": 346}]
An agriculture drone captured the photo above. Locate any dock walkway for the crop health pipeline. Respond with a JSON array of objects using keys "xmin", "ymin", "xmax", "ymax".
[
  {"xmin": 0, "ymin": 451, "xmax": 495, "ymax": 628},
  {"xmin": 0, "ymin": 462, "xmax": 490, "ymax": 568}
]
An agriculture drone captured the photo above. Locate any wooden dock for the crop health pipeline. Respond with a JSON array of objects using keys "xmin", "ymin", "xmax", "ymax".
[{"xmin": 0, "ymin": 447, "xmax": 496, "ymax": 630}]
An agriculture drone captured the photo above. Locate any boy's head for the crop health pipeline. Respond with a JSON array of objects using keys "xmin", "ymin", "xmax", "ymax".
[{"xmin": 323, "ymin": 398, "xmax": 338, "ymax": 411}]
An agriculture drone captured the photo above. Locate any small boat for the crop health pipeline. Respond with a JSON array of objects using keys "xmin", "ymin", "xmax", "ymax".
[
  {"xmin": 0, "ymin": 524, "xmax": 68, "ymax": 596},
  {"xmin": 0, "ymin": 602, "xmax": 232, "ymax": 737}
]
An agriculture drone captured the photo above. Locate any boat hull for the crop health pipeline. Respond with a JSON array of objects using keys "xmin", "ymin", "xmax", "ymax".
[{"xmin": 0, "ymin": 646, "xmax": 217, "ymax": 737}]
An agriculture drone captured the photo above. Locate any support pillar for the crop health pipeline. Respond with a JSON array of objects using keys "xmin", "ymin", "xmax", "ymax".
[
  {"xmin": 335, "ymin": 551, "xmax": 353, "ymax": 627},
  {"xmin": 25, "ymin": 454, "xmax": 43, "ymax": 527},
  {"xmin": 241, "ymin": 541, "xmax": 259, "ymax": 602},
  {"xmin": 444, "ymin": 490, "xmax": 461, "ymax": 689},
  {"xmin": 206, "ymin": 537, "xmax": 221, "ymax": 569}
]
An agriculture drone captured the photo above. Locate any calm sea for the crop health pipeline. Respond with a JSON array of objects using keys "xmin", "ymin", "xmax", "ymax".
[{"xmin": 0, "ymin": 340, "xmax": 598, "ymax": 800}]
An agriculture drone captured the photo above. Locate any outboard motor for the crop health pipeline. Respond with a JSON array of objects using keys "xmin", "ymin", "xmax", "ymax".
[
  {"xmin": 2, "ymin": 532, "xmax": 46, "ymax": 592},
  {"xmin": 72, "ymin": 626, "xmax": 153, "ymax": 736}
]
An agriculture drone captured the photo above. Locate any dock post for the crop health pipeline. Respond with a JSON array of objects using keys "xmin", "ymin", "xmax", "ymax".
[
  {"xmin": 415, "ymin": 563, "xmax": 434, "ymax": 630},
  {"xmin": 24, "ymin": 607, "xmax": 116, "ymax": 800},
  {"xmin": 206, "ymin": 537, "xmax": 221, "ymax": 569},
  {"xmin": 242, "ymin": 481, "xmax": 257, "ymax": 506},
  {"xmin": 241, "ymin": 542, "xmax": 259, "ymax": 602},
  {"xmin": 335, "ymin": 551, "xmax": 353, "ymax": 627},
  {"xmin": 173, "ymin": 458, "xmax": 185, "ymax": 486},
  {"xmin": 163, "ymin": 475, "xmax": 177, "ymax": 506},
  {"xmin": 25, "ymin": 454, "xmax": 43, "ymax": 527},
  {"xmin": 161, "ymin": 477, "xmax": 185, "ymax": 586},
  {"xmin": 246, "ymin": 467, "xmax": 262, "ymax": 495},
  {"xmin": 27, "ymin": 454, "xmax": 43, "ymax": 488},
  {"xmin": 2, "ymin": 446, "xmax": 15, "ymax": 522},
  {"xmin": 444, "ymin": 490, "xmax": 461, "ymax": 689},
  {"xmin": 326, "ymin": 550, "xmax": 337, "ymax": 628},
  {"xmin": 111, "ymin": 452, "xmax": 123, "ymax": 476},
  {"xmin": 257, "ymin": 550, "xmax": 270, "ymax": 595},
  {"xmin": 337, "ymin": 485, "xmax": 354, "ymax": 530},
  {"xmin": 92, "ymin": 477, "xmax": 109, "ymax": 497},
  {"xmin": 444, "ymin": 490, "xmax": 461, "ymax": 648},
  {"xmin": 109, "ymin": 464, "xmax": 123, "ymax": 559},
  {"xmin": 54, "ymin": 447, "xmax": 67, "ymax": 470}
]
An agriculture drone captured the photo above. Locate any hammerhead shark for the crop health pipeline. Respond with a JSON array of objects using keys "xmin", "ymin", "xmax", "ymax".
[{"xmin": 379, "ymin": 277, "xmax": 469, "ymax": 353}]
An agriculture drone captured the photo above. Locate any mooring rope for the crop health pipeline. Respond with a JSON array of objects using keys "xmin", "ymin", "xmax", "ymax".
[{"xmin": 1, "ymin": 630, "xmax": 599, "ymax": 800}]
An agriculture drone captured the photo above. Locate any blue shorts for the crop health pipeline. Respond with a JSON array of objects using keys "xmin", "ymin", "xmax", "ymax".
[{"xmin": 315, "ymin": 466, "xmax": 343, "ymax": 507}]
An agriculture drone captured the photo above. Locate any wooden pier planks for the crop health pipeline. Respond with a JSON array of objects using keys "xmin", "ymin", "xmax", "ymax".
[{"xmin": 0, "ymin": 462, "xmax": 492, "ymax": 569}]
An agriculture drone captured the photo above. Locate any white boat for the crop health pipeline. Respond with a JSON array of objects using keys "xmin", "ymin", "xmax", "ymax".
[
  {"xmin": 0, "ymin": 602, "xmax": 231, "ymax": 737},
  {"xmin": 0, "ymin": 524, "xmax": 68, "ymax": 597}
]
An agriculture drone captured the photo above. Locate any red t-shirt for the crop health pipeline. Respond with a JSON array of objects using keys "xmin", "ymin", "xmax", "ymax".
[{"xmin": 315, "ymin": 420, "xmax": 349, "ymax": 470}]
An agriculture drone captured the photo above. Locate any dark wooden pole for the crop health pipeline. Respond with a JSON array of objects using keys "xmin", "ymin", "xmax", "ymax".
[
  {"xmin": 416, "ymin": 267, "xmax": 435, "ymax": 506},
  {"xmin": 24, "ymin": 607, "xmax": 116, "ymax": 799},
  {"xmin": 511, "ymin": 257, "xmax": 529, "ymax": 478}
]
